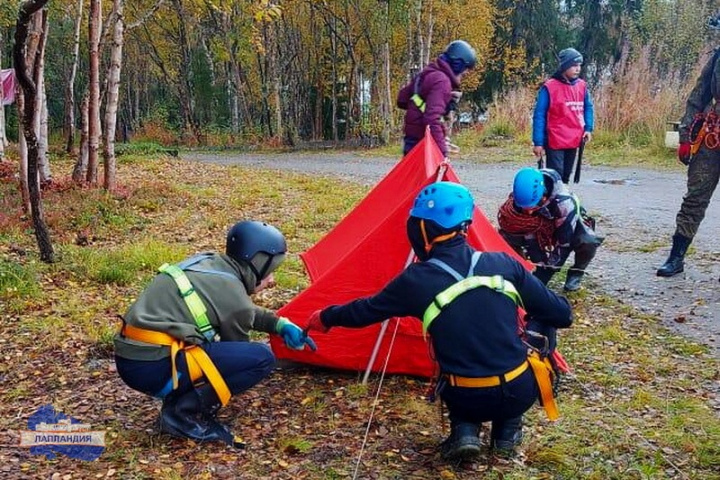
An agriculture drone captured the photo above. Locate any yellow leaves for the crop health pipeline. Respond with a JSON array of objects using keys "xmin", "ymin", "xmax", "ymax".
[{"xmin": 253, "ymin": 0, "xmax": 282, "ymax": 24}]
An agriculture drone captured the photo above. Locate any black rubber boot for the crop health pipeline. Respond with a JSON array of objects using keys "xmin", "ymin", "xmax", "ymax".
[
  {"xmin": 159, "ymin": 386, "xmax": 238, "ymax": 446},
  {"xmin": 490, "ymin": 416, "xmax": 523, "ymax": 457},
  {"xmin": 439, "ymin": 421, "xmax": 481, "ymax": 461},
  {"xmin": 657, "ymin": 234, "xmax": 691, "ymax": 277}
]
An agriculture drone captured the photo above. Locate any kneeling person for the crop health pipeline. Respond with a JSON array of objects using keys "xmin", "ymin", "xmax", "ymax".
[
  {"xmin": 114, "ymin": 220, "xmax": 316, "ymax": 447},
  {"xmin": 306, "ymin": 182, "xmax": 572, "ymax": 459},
  {"xmin": 498, "ymin": 167, "xmax": 603, "ymax": 291}
]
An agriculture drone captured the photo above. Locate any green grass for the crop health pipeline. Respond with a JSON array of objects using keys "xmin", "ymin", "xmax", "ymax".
[
  {"xmin": 0, "ymin": 151, "xmax": 718, "ymax": 480},
  {"xmin": 0, "ymin": 256, "xmax": 39, "ymax": 300},
  {"xmin": 60, "ymin": 239, "xmax": 188, "ymax": 286}
]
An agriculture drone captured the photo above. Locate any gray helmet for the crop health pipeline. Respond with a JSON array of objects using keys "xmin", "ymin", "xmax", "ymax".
[
  {"xmin": 443, "ymin": 40, "xmax": 477, "ymax": 74},
  {"xmin": 709, "ymin": 12, "xmax": 720, "ymax": 30},
  {"xmin": 226, "ymin": 220, "xmax": 287, "ymax": 284},
  {"xmin": 558, "ymin": 48, "xmax": 583, "ymax": 72}
]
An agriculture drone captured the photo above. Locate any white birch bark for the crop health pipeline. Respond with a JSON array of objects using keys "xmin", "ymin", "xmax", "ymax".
[
  {"xmin": 103, "ymin": 0, "xmax": 124, "ymax": 191},
  {"xmin": 64, "ymin": 0, "xmax": 84, "ymax": 153},
  {"xmin": 86, "ymin": 0, "xmax": 102, "ymax": 184}
]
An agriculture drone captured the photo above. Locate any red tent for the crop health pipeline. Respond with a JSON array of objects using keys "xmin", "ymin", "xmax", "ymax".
[{"xmin": 269, "ymin": 130, "xmax": 532, "ymax": 378}]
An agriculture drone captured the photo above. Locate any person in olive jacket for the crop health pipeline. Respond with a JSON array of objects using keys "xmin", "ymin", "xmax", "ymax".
[
  {"xmin": 306, "ymin": 182, "xmax": 572, "ymax": 460},
  {"xmin": 114, "ymin": 220, "xmax": 316, "ymax": 447}
]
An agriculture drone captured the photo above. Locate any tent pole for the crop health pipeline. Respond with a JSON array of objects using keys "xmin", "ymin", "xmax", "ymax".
[{"xmin": 361, "ymin": 160, "xmax": 449, "ymax": 385}]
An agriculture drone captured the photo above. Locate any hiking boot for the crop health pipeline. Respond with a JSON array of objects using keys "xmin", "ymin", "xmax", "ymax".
[
  {"xmin": 563, "ymin": 271, "xmax": 583, "ymax": 292},
  {"xmin": 440, "ymin": 422, "xmax": 481, "ymax": 461},
  {"xmin": 490, "ymin": 416, "xmax": 523, "ymax": 457},
  {"xmin": 657, "ymin": 234, "xmax": 691, "ymax": 277}
]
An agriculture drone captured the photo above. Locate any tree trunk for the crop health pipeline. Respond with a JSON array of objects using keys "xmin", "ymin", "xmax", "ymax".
[
  {"xmin": 64, "ymin": 0, "xmax": 84, "ymax": 154},
  {"xmin": 14, "ymin": 0, "xmax": 54, "ymax": 263},
  {"xmin": 86, "ymin": 0, "xmax": 101, "ymax": 184},
  {"xmin": 73, "ymin": 93, "xmax": 89, "ymax": 182},
  {"xmin": 0, "ymin": 32, "xmax": 5, "ymax": 160},
  {"xmin": 17, "ymin": 90, "xmax": 31, "ymax": 214},
  {"xmin": 103, "ymin": 0, "xmax": 124, "ymax": 191},
  {"xmin": 36, "ymin": 10, "xmax": 51, "ymax": 184}
]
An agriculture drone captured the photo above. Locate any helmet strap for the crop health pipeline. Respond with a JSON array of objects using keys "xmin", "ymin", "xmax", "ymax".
[{"xmin": 420, "ymin": 219, "xmax": 459, "ymax": 254}]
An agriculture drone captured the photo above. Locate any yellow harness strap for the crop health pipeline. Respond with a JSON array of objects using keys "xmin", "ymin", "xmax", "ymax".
[
  {"xmin": 527, "ymin": 351, "xmax": 559, "ymax": 421},
  {"xmin": 121, "ymin": 324, "xmax": 231, "ymax": 406},
  {"xmin": 445, "ymin": 361, "xmax": 528, "ymax": 388}
]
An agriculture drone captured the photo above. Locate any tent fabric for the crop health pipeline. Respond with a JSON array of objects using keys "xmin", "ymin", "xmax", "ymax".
[{"xmin": 269, "ymin": 129, "xmax": 533, "ymax": 378}]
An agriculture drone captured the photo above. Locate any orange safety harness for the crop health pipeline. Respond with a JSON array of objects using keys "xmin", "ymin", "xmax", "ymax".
[
  {"xmin": 120, "ymin": 323, "xmax": 231, "ymax": 406},
  {"xmin": 690, "ymin": 111, "xmax": 720, "ymax": 153},
  {"xmin": 118, "ymin": 256, "xmax": 232, "ymax": 405}
]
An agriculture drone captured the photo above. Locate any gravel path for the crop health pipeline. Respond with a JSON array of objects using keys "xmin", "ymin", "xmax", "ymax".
[{"xmin": 184, "ymin": 150, "xmax": 720, "ymax": 357}]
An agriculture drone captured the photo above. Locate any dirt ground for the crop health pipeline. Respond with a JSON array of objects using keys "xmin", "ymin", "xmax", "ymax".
[{"xmin": 184, "ymin": 150, "xmax": 720, "ymax": 358}]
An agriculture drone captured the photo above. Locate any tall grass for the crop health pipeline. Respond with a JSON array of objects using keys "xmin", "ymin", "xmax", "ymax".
[{"xmin": 483, "ymin": 48, "xmax": 701, "ymax": 151}]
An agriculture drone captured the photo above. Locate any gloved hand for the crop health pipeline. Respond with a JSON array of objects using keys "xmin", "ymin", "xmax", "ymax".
[
  {"xmin": 276, "ymin": 318, "xmax": 317, "ymax": 351},
  {"xmin": 306, "ymin": 309, "xmax": 330, "ymax": 333},
  {"xmin": 677, "ymin": 141, "xmax": 691, "ymax": 166}
]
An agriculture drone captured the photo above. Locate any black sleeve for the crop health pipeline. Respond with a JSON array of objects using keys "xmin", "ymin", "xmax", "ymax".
[
  {"xmin": 321, "ymin": 270, "xmax": 419, "ymax": 329},
  {"xmin": 507, "ymin": 254, "xmax": 572, "ymax": 328}
]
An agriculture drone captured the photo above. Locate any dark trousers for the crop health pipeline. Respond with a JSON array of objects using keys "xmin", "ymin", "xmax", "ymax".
[
  {"xmin": 545, "ymin": 147, "xmax": 578, "ymax": 183},
  {"xmin": 115, "ymin": 341, "xmax": 275, "ymax": 399},
  {"xmin": 499, "ymin": 226, "xmax": 600, "ymax": 285},
  {"xmin": 441, "ymin": 368, "xmax": 538, "ymax": 426},
  {"xmin": 403, "ymin": 136, "xmax": 420, "ymax": 156},
  {"xmin": 676, "ymin": 146, "xmax": 720, "ymax": 240}
]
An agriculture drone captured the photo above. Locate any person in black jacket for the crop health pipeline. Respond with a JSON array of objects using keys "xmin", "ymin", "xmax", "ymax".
[{"xmin": 306, "ymin": 182, "xmax": 572, "ymax": 460}]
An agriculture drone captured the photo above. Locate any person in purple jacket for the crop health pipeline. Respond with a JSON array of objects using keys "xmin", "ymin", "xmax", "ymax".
[{"xmin": 397, "ymin": 40, "xmax": 477, "ymax": 157}]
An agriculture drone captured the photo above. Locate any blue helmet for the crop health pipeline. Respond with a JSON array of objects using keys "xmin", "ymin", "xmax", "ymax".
[
  {"xmin": 410, "ymin": 181, "xmax": 474, "ymax": 229},
  {"xmin": 513, "ymin": 168, "xmax": 546, "ymax": 208}
]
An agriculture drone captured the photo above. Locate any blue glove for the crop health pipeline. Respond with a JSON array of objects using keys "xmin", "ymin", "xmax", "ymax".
[{"xmin": 276, "ymin": 318, "xmax": 317, "ymax": 351}]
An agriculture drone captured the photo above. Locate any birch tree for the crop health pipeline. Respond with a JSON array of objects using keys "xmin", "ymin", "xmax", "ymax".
[
  {"xmin": 14, "ymin": 0, "xmax": 54, "ymax": 263},
  {"xmin": 64, "ymin": 0, "xmax": 84, "ymax": 154},
  {"xmin": 103, "ymin": 0, "xmax": 124, "ymax": 191},
  {"xmin": 86, "ymin": 0, "xmax": 101, "ymax": 184}
]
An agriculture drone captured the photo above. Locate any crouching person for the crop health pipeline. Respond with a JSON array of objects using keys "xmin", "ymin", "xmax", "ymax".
[
  {"xmin": 498, "ymin": 167, "xmax": 603, "ymax": 291},
  {"xmin": 114, "ymin": 220, "xmax": 316, "ymax": 447},
  {"xmin": 305, "ymin": 182, "xmax": 572, "ymax": 460}
]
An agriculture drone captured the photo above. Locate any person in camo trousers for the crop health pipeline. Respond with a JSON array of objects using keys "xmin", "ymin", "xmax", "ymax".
[{"xmin": 658, "ymin": 12, "xmax": 720, "ymax": 279}]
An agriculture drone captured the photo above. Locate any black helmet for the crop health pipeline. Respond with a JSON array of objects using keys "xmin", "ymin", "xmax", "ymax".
[
  {"xmin": 709, "ymin": 12, "xmax": 720, "ymax": 31},
  {"xmin": 443, "ymin": 40, "xmax": 477, "ymax": 74},
  {"xmin": 226, "ymin": 220, "xmax": 287, "ymax": 283}
]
